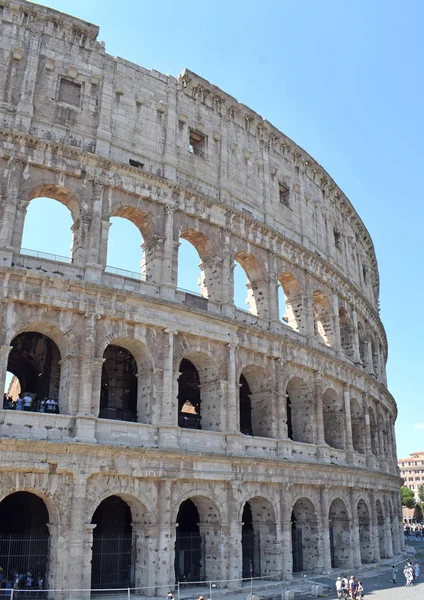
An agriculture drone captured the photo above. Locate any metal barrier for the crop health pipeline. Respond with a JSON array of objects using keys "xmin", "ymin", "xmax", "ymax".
[
  {"xmin": 105, "ymin": 266, "xmax": 141, "ymax": 280},
  {"xmin": 20, "ymin": 248, "xmax": 72, "ymax": 264}
]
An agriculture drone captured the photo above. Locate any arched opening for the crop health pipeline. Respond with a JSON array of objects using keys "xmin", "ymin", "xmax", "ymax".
[
  {"xmin": 234, "ymin": 252, "xmax": 267, "ymax": 318},
  {"xmin": 178, "ymin": 231, "xmax": 213, "ymax": 299},
  {"xmin": 7, "ymin": 331, "xmax": 61, "ymax": 413},
  {"xmin": 91, "ymin": 496, "xmax": 133, "ymax": 589},
  {"xmin": 322, "ymin": 389, "xmax": 345, "ymax": 450},
  {"xmin": 339, "ymin": 307, "xmax": 354, "ymax": 358},
  {"xmin": 178, "ymin": 358, "xmax": 201, "ymax": 429},
  {"xmin": 21, "ymin": 196, "xmax": 74, "ymax": 263},
  {"xmin": 100, "ymin": 345, "xmax": 137, "ymax": 422},
  {"xmin": 278, "ymin": 272, "xmax": 302, "ymax": 331},
  {"xmin": 0, "ymin": 492, "xmax": 49, "ymax": 582},
  {"xmin": 178, "ymin": 353, "xmax": 221, "ymax": 431},
  {"xmin": 174, "ymin": 499, "xmax": 202, "ymax": 582},
  {"xmin": 239, "ymin": 366, "xmax": 273, "ymax": 438},
  {"xmin": 242, "ymin": 498, "xmax": 277, "ymax": 578},
  {"xmin": 312, "ymin": 290, "xmax": 333, "ymax": 346},
  {"xmin": 358, "ymin": 323, "xmax": 367, "ymax": 367},
  {"xmin": 376, "ymin": 500, "xmax": 387, "ymax": 559},
  {"xmin": 291, "ymin": 498, "xmax": 319, "ymax": 573},
  {"xmin": 175, "ymin": 496, "xmax": 220, "ymax": 583},
  {"xmin": 357, "ymin": 500, "xmax": 372, "ymax": 564},
  {"xmin": 286, "ymin": 378, "xmax": 314, "ymax": 444},
  {"xmin": 329, "ymin": 499, "xmax": 350, "ymax": 568},
  {"xmin": 368, "ymin": 407, "xmax": 378, "ymax": 455},
  {"xmin": 350, "ymin": 398, "xmax": 365, "ymax": 454},
  {"xmin": 106, "ymin": 216, "xmax": 144, "ymax": 278}
]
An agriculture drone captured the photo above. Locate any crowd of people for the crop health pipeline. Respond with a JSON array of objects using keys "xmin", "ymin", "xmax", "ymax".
[
  {"xmin": 2, "ymin": 394, "xmax": 59, "ymax": 414},
  {"xmin": 404, "ymin": 523, "xmax": 424, "ymax": 539},
  {"xmin": 0, "ymin": 568, "xmax": 44, "ymax": 597}
]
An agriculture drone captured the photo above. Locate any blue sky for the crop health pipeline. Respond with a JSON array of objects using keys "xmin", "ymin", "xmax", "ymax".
[{"xmin": 21, "ymin": 0, "xmax": 423, "ymax": 458}]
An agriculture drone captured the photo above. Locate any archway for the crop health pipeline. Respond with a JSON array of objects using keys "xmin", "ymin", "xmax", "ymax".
[
  {"xmin": 174, "ymin": 500, "xmax": 202, "ymax": 582},
  {"xmin": 376, "ymin": 500, "xmax": 387, "ymax": 559},
  {"xmin": 7, "ymin": 331, "xmax": 61, "ymax": 412},
  {"xmin": 178, "ymin": 353, "xmax": 221, "ymax": 432},
  {"xmin": 239, "ymin": 366, "xmax": 273, "ymax": 438},
  {"xmin": 278, "ymin": 272, "xmax": 302, "ymax": 331},
  {"xmin": 0, "ymin": 492, "xmax": 49, "ymax": 582},
  {"xmin": 178, "ymin": 230, "xmax": 213, "ymax": 299},
  {"xmin": 286, "ymin": 378, "xmax": 314, "ymax": 444},
  {"xmin": 329, "ymin": 499, "xmax": 350, "ymax": 568},
  {"xmin": 312, "ymin": 290, "xmax": 333, "ymax": 346},
  {"xmin": 357, "ymin": 500, "xmax": 372, "ymax": 564},
  {"xmin": 91, "ymin": 496, "xmax": 133, "ymax": 589},
  {"xmin": 242, "ymin": 497, "xmax": 277, "ymax": 578},
  {"xmin": 100, "ymin": 345, "xmax": 138, "ymax": 422},
  {"xmin": 234, "ymin": 252, "xmax": 267, "ymax": 318},
  {"xmin": 339, "ymin": 307, "xmax": 354, "ymax": 358},
  {"xmin": 21, "ymin": 194, "xmax": 75, "ymax": 262},
  {"xmin": 350, "ymin": 398, "xmax": 365, "ymax": 454},
  {"xmin": 106, "ymin": 216, "xmax": 144, "ymax": 278},
  {"xmin": 291, "ymin": 498, "xmax": 319, "ymax": 573},
  {"xmin": 322, "ymin": 389, "xmax": 346, "ymax": 449},
  {"xmin": 358, "ymin": 323, "xmax": 367, "ymax": 367}
]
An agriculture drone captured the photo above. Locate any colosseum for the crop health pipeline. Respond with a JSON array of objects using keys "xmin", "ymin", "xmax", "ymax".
[{"xmin": 0, "ymin": 0, "xmax": 403, "ymax": 594}]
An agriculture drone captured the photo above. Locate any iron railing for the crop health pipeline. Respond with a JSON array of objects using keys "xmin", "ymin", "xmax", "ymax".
[
  {"xmin": 20, "ymin": 248, "xmax": 72, "ymax": 264},
  {"xmin": 105, "ymin": 266, "xmax": 141, "ymax": 280}
]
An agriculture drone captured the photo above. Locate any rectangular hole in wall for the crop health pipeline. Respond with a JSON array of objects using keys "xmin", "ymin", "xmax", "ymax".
[
  {"xmin": 279, "ymin": 182, "xmax": 290, "ymax": 207},
  {"xmin": 188, "ymin": 129, "xmax": 207, "ymax": 158},
  {"xmin": 129, "ymin": 159, "xmax": 144, "ymax": 169},
  {"xmin": 58, "ymin": 78, "xmax": 81, "ymax": 108}
]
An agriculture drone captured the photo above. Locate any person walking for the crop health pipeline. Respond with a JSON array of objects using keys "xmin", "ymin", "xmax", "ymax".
[
  {"xmin": 413, "ymin": 561, "xmax": 420, "ymax": 580},
  {"xmin": 357, "ymin": 581, "xmax": 364, "ymax": 600},
  {"xmin": 336, "ymin": 577, "xmax": 343, "ymax": 599},
  {"xmin": 349, "ymin": 575, "xmax": 358, "ymax": 600},
  {"xmin": 391, "ymin": 565, "xmax": 397, "ymax": 584}
]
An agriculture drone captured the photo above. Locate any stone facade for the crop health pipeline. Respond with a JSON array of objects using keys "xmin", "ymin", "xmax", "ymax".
[{"xmin": 0, "ymin": 0, "xmax": 403, "ymax": 594}]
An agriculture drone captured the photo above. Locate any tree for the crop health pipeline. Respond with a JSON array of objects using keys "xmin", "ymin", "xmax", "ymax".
[
  {"xmin": 418, "ymin": 484, "xmax": 424, "ymax": 502},
  {"xmin": 401, "ymin": 486, "xmax": 416, "ymax": 509}
]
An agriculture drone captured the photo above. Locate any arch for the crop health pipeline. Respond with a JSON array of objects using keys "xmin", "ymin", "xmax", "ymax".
[
  {"xmin": 91, "ymin": 495, "xmax": 134, "ymax": 589},
  {"xmin": 0, "ymin": 492, "xmax": 50, "ymax": 584},
  {"xmin": 112, "ymin": 206, "xmax": 153, "ymax": 240},
  {"xmin": 178, "ymin": 229, "xmax": 216, "ymax": 300},
  {"xmin": 234, "ymin": 251, "xmax": 268, "ymax": 318},
  {"xmin": 241, "ymin": 497, "xmax": 277, "ymax": 578},
  {"xmin": 286, "ymin": 377, "xmax": 314, "ymax": 444},
  {"xmin": 29, "ymin": 184, "xmax": 80, "ymax": 221},
  {"xmin": 368, "ymin": 406, "xmax": 379, "ymax": 455},
  {"xmin": 7, "ymin": 329, "xmax": 62, "ymax": 413},
  {"xmin": 350, "ymin": 398, "xmax": 365, "ymax": 454},
  {"xmin": 376, "ymin": 499, "xmax": 387, "ymax": 558},
  {"xmin": 278, "ymin": 272, "xmax": 302, "ymax": 331},
  {"xmin": 357, "ymin": 499, "xmax": 372, "ymax": 564},
  {"xmin": 100, "ymin": 344, "xmax": 138, "ymax": 422},
  {"xmin": 312, "ymin": 290, "xmax": 333, "ymax": 346},
  {"xmin": 178, "ymin": 351, "xmax": 221, "ymax": 432},
  {"xmin": 106, "ymin": 216, "xmax": 144, "ymax": 278},
  {"xmin": 322, "ymin": 388, "xmax": 346, "ymax": 450},
  {"xmin": 291, "ymin": 497, "xmax": 319, "ymax": 573},
  {"xmin": 329, "ymin": 498, "xmax": 350, "ymax": 568},
  {"xmin": 339, "ymin": 307, "xmax": 354, "ymax": 358},
  {"xmin": 174, "ymin": 495, "xmax": 221, "ymax": 583},
  {"xmin": 239, "ymin": 365, "xmax": 274, "ymax": 438}
]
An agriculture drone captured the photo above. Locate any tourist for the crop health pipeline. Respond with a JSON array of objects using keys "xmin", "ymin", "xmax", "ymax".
[
  {"xmin": 336, "ymin": 576, "xmax": 342, "ymax": 599},
  {"xmin": 165, "ymin": 593, "xmax": 174, "ymax": 600},
  {"xmin": 15, "ymin": 394, "xmax": 23, "ymax": 411},
  {"xmin": 404, "ymin": 564, "xmax": 413, "ymax": 586},
  {"xmin": 23, "ymin": 394, "xmax": 32, "ymax": 411},
  {"xmin": 413, "ymin": 561, "xmax": 420, "ymax": 580},
  {"xmin": 391, "ymin": 564, "xmax": 397, "ymax": 584},
  {"xmin": 349, "ymin": 575, "xmax": 358, "ymax": 600},
  {"xmin": 357, "ymin": 581, "xmax": 364, "ymax": 600},
  {"xmin": 340, "ymin": 576, "xmax": 348, "ymax": 597}
]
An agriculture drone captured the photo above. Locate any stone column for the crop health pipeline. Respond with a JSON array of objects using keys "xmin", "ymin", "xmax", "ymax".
[
  {"xmin": 267, "ymin": 251, "xmax": 279, "ymax": 327},
  {"xmin": 275, "ymin": 358, "xmax": 288, "ymax": 441},
  {"xmin": 161, "ymin": 329, "xmax": 178, "ymax": 426},
  {"xmin": 84, "ymin": 178, "xmax": 111, "ymax": 281},
  {"xmin": 220, "ymin": 227, "xmax": 236, "ymax": 318},
  {"xmin": 383, "ymin": 497, "xmax": 394, "ymax": 558},
  {"xmin": 351, "ymin": 309, "xmax": 361, "ymax": 364},
  {"xmin": 344, "ymin": 385, "xmax": 354, "ymax": 459},
  {"xmin": 77, "ymin": 313, "xmax": 97, "ymax": 416},
  {"xmin": 142, "ymin": 235, "xmax": 165, "ymax": 284},
  {"xmin": 349, "ymin": 489, "xmax": 362, "ymax": 568},
  {"xmin": 58, "ymin": 354, "xmax": 81, "ymax": 415},
  {"xmin": 161, "ymin": 206, "xmax": 176, "ymax": 300},
  {"xmin": 99, "ymin": 219, "xmax": 111, "ymax": 270},
  {"xmin": 365, "ymin": 341, "xmax": 374, "ymax": 375},
  {"xmin": 226, "ymin": 342, "xmax": 239, "ymax": 433},
  {"xmin": 303, "ymin": 272, "xmax": 315, "ymax": 340},
  {"xmin": 156, "ymin": 479, "xmax": 175, "ymax": 591},
  {"xmin": 363, "ymin": 393, "xmax": 372, "ymax": 465},
  {"xmin": 227, "ymin": 483, "xmax": 242, "ymax": 583},
  {"xmin": 91, "ymin": 357, "xmax": 106, "ymax": 415},
  {"xmin": 280, "ymin": 484, "xmax": 293, "ymax": 579},
  {"xmin": 0, "ymin": 158, "xmax": 25, "ymax": 252},
  {"xmin": 315, "ymin": 371, "xmax": 325, "ymax": 446},
  {"xmin": 68, "ymin": 477, "xmax": 91, "ymax": 591},
  {"xmin": 332, "ymin": 293, "xmax": 342, "ymax": 354},
  {"xmin": 132, "ymin": 520, "xmax": 158, "ymax": 591},
  {"xmin": 369, "ymin": 491, "xmax": 380, "ymax": 561},
  {"xmin": 319, "ymin": 487, "xmax": 332, "ymax": 572},
  {"xmin": 0, "ymin": 345, "xmax": 12, "ymax": 401}
]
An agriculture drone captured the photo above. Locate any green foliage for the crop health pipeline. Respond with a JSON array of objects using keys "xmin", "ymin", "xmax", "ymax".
[
  {"xmin": 401, "ymin": 486, "xmax": 416, "ymax": 509},
  {"xmin": 418, "ymin": 484, "xmax": 424, "ymax": 502}
]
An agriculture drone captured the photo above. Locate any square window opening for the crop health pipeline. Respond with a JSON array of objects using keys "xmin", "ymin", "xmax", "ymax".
[
  {"xmin": 189, "ymin": 129, "xmax": 207, "ymax": 158},
  {"xmin": 58, "ymin": 78, "xmax": 81, "ymax": 108}
]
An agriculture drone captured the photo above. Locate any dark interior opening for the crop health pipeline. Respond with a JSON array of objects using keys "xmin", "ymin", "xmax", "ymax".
[
  {"xmin": 175, "ymin": 499, "xmax": 203, "ymax": 582},
  {"xmin": 239, "ymin": 374, "xmax": 252, "ymax": 436},
  {"xmin": 178, "ymin": 359, "xmax": 201, "ymax": 429},
  {"xmin": 100, "ymin": 345, "xmax": 137, "ymax": 422}
]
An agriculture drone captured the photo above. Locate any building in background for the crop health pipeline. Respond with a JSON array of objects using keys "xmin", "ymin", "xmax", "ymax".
[{"xmin": 0, "ymin": 0, "xmax": 403, "ymax": 594}]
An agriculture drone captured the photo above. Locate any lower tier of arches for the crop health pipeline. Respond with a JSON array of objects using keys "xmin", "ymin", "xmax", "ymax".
[{"xmin": 0, "ymin": 460, "xmax": 404, "ymax": 594}]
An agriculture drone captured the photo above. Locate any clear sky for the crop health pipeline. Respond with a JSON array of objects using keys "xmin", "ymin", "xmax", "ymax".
[{"xmin": 21, "ymin": 0, "xmax": 424, "ymax": 458}]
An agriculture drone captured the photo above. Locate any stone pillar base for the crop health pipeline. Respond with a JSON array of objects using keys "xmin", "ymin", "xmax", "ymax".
[
  {"xmin": 84, "ymin": 263, "xmax": 103, "ymax": 284},
  {"xmin": 0, "ymin": 247, "xmax": 14, "ymax": 267},
  {"xmin": 74, "ymin": 415, "xmax": 97, "ymax": 443},
  {"xmin": 160, "ymin": 283, "xmax": 176, "ymax": 301}
]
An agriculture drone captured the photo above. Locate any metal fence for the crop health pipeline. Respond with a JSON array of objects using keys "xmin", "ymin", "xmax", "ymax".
[
  {"xmin": 20, "ymin": 249, "xmax": 72, "ymax": 264},
  {"xmin": 0, "ymin": 533, "xmax": 49, "ymax": 583},
  {"xmin": 105, "ymin": 266, "xmax": 141, "ymax": 280}
]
